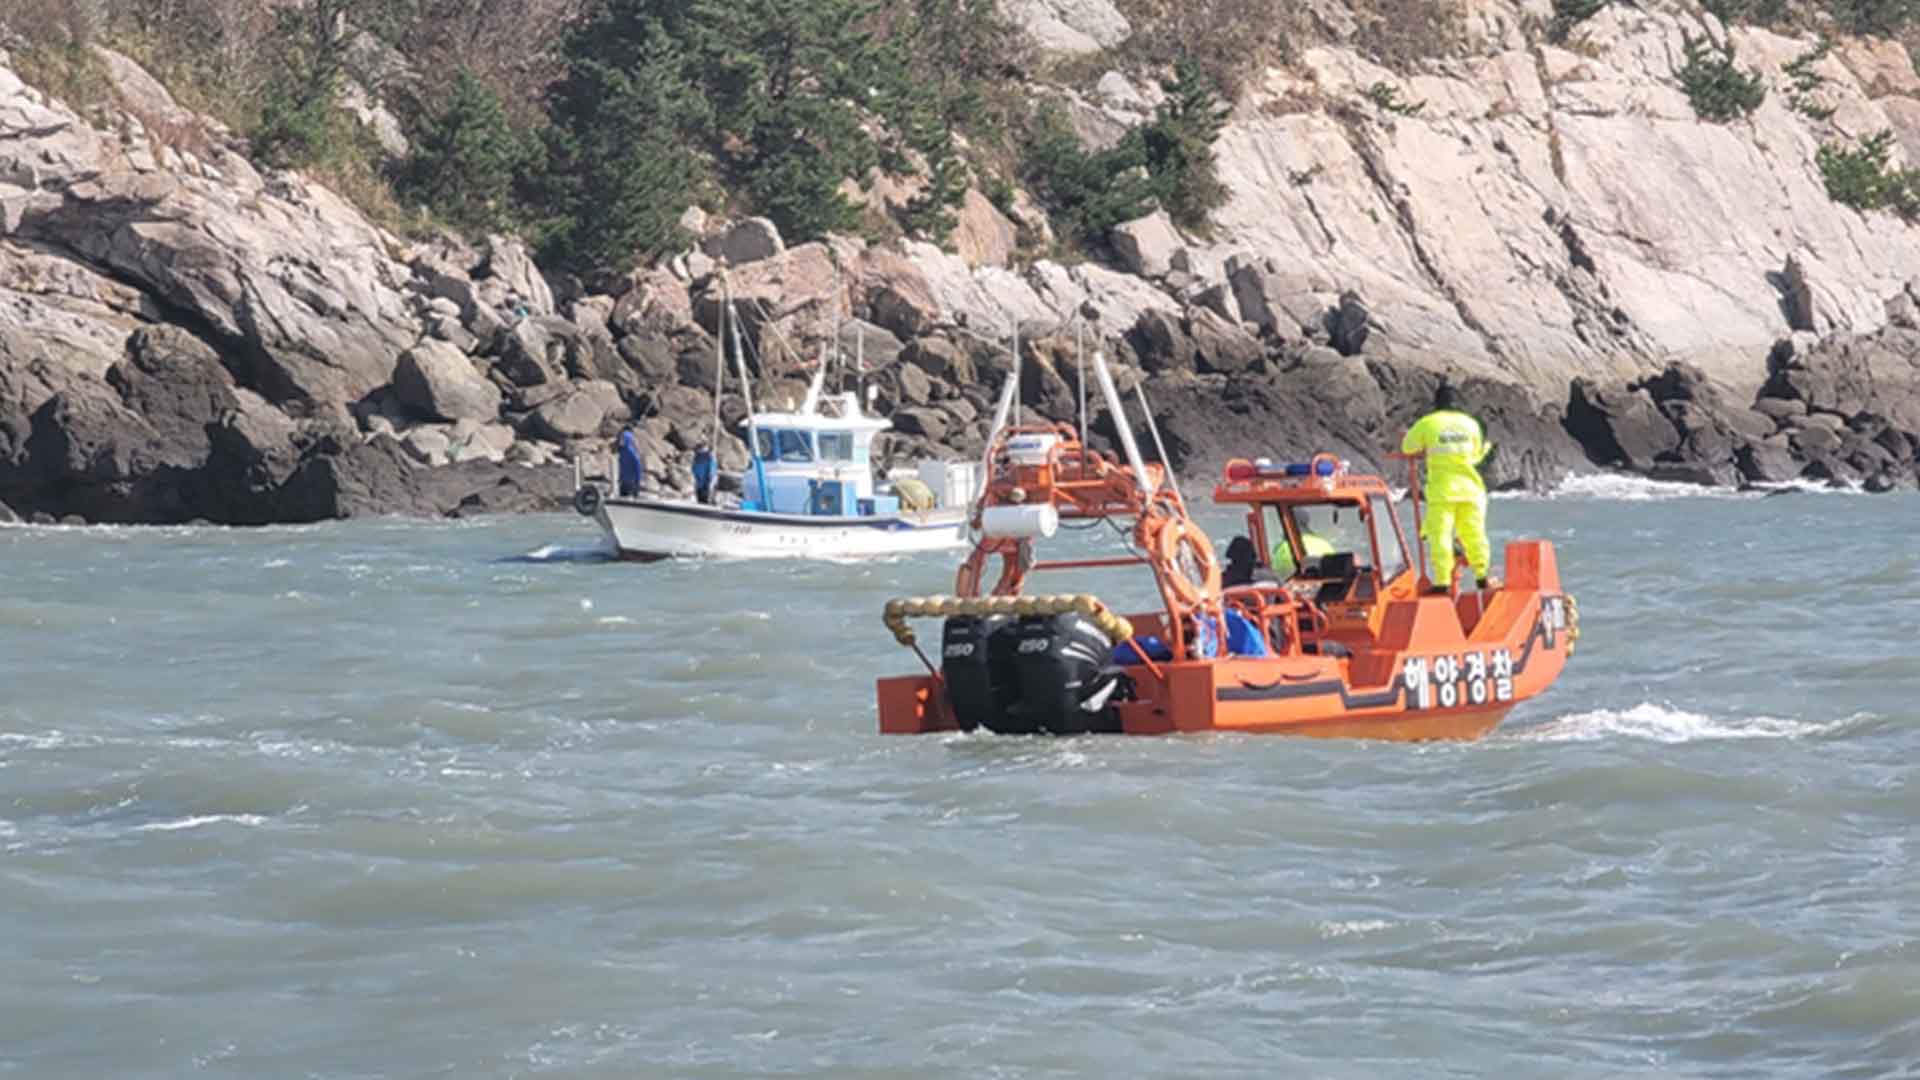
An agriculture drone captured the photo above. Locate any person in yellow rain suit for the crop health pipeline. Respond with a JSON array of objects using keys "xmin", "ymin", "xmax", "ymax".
[
  {"xmin": 1269, "ymin": 507, "xmax": 1336, "ymax": 576},
  {"xmin": 1400, "ymin": 384, "xmax": 1495, "ymax": 593}
]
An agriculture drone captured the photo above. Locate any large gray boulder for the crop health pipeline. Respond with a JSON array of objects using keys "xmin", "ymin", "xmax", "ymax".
[
  {"xmin": 951, "ymin": 190, "xmax": 1019, "ymax": 268},
  {"xmin": 705, "ymin": 217, "xmax": 785, "ymax": 266},
  {"xmin": 394, "ymin": 340, "xmax": 503, "ymax": 423},
  {"xmin": 528, "ymin": 379, "xmax": 626, "ymax": 441},
  {"xmin": 1110, "ymin": 212, "xmax": 1182, "ymax": 279},
  {"xmin": 478, "ymin": 235, "xmax": 555, "ymax": 318}
]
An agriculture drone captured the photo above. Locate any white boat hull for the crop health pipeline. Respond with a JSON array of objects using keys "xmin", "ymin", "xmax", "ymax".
[{"xmin": 594, "ymin": 495, "xmax": 970, "ymax": 560}]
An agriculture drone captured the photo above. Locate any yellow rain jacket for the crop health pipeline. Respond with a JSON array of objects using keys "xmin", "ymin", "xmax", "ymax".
[
  {"xmin": 1399, "ymin": 409, "xmax": 1490, "ymax": 502},
  {"xmin": 1271, "ymin": 532, "xmax": 1335, "ymax": 576}
]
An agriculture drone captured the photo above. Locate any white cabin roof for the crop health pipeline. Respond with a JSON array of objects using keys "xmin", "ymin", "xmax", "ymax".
[{"xmin": 742, "ymin": 390, "xmax": 891, "ymax": 434}]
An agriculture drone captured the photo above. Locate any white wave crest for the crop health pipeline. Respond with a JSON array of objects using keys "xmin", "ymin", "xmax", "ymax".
[
  {"xmin": 1319, "ymin": 919, "xmax": 1392, "ymax": 939},
  {"xmin": 1511, "ymin": 703, "xmax": 1850, "ymax": 743},
  {"xmin": 1500, "ymin": 472, "xmax": 1872, "ymax": 503},
  {"xmin": 132, "ymin": 814, "xmax": 268, "ymax": 832},
  {"xmin": 0, "ymin": 729, "xmax": 97, "ymax": 750},
  {"xmin": 1532, "ymin": 473, "xmax": 1739, "ymax": 502}
]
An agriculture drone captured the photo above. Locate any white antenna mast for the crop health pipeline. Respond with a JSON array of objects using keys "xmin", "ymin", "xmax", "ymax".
[
  {"xmin": 1076, "ymin": 319, "xmax": 1088, "ymax": 470},
  {"xmin": 1091, "ymin": 350, "xmax": 1153, "ymax": 497},
  {"xmin": 1011, "ymin": 318, "xmax": 1021, "ymax": 425},
  {"xmin": 1135, "ymin": 380, "xmax": 1185, "ymax": 512}
]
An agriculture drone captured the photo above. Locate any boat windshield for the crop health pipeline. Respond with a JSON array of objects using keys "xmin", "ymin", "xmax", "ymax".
[
  {"xmin": 818, "ymin": 431, "xmax": 854, "ymax": 462},
  {"xmin": 1267, "ymin": 502, "xmax": 1375, "ymax": 575},
  {"xmin": 755, "ymin": 429, "xmax": 815, "ymax": 463},
  {"xmin": 1370, "ymin": 493, "xmax": 1411, "ymax": 583}
]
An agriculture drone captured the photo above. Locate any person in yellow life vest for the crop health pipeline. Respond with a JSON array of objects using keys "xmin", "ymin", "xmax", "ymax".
[
  {"xmin": 1400, "ymin": 383, "xmax": 1495, "ymax": 593},
  {"xmin": 1269, "ymin": 508, "xmax": 1337, "ymax": 576}
]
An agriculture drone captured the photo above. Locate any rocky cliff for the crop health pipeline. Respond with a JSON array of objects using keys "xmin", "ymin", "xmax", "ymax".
[{"xmin": 3, "ymin": 0, "xmax": 1918, "ymax": 525}]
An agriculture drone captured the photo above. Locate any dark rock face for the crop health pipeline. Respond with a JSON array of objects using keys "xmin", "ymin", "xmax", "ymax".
[
  {"xmin": 270, "ymin": 431, "xmax": 572, "ymax": 520},
  {"xmin": 1129, "ymin": 310, "xmax": 1194, "ymax": 374},
  {"xmin": 1329, "ymin": 290, "xmax": 1371, "ymax": 357},
  {"xmin": 1188, "ymin": 309, "xmax": 1264, "ymax": 376},
  {"xmin": 1565, "ymin": 378, "xmax": 1679, "ymax": 471},
  {"xmin": 902, "ymin": 338, "xmax": 975, "ymax": 385},
  {"xmin": 1128, "ymin": 307, "xmax": 1268, "ymax": 378},
  {"xmin": 1557, "ymin": 339, "xmax": 1920, "ymax": 491},
  {"xmin": 893, "ymin": 406, "xmax": 950, "ymax": 441},
  {"xmin": 8, "ymin": 327, "xmax": 239, "ymax": 522}
]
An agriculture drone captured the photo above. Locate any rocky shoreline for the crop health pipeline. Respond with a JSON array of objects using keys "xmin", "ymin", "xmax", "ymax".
[{"xmin": 4, "ymin": 25, "xmax": 1919, "ymax": 527}]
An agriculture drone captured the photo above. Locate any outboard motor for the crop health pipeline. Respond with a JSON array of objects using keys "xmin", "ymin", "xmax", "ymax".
[
  {"xmin": 997, "ymin": 613, "xmax": 1129, "ymax": 735},
  {"xmin": 940, "ymin": 615, "xmax": 1015, "ymax": 731}
]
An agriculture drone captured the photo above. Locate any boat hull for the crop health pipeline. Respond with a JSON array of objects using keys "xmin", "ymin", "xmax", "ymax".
[{"xmin": 596, "ymin": 495, "xmax": 970, "ymax": 560}]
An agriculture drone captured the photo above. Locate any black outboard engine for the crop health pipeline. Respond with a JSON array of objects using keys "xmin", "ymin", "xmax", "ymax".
[
  {"xmin": 999, "ymin": 613, "xmax": 1129, "ymax": 735},
  {"xmin": 940, "ymin": 615, "xmax": 1015, "ymax": 732}
]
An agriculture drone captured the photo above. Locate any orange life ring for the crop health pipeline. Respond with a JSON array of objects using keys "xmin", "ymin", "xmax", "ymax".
[{"xmin": 1154, "ymin": 518, "xmax": 1221, "ymax": 610}]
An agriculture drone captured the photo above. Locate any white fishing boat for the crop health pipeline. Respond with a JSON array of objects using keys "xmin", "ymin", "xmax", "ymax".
[
  {"xmin": 574, "ymin": 383, "xmax": 977, "ymax": 560},
  {"xmin": 571, "ymin": 275, "xmax": 984, "ymax": 561}
]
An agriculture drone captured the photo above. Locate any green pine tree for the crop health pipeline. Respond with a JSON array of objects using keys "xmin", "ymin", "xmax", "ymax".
[
  {"xmin": 252, "ymin": 0, "xmax": 361, "ymax": 167},
  {"xmin": 535, "ymin": 20, "xmax": 710, "ymax": 277},
  {"xmin": 688, "ymin": 0, "xmax": 890, "ymax": 241},
  {"xmin": 398, "ymin": 69, "xmax": 538, "ymax": 237}
]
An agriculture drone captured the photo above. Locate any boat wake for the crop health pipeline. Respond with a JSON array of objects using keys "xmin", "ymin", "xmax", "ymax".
[
  {"xmin": 503, "ymin": 541, "xmax": 617, "ymax": 564},
  {"xmin": 1506, "ymin": 702, "xmax": 1860, "ymax": 743}
]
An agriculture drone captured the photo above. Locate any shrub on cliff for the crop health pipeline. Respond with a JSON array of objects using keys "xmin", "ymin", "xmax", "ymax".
[
  {"xmin": 1701, "ymin": 0, "xmax": 1789, "ymax": 24},
  {"xmin": 1019, "ymin": 106, "xmax": 1159, "ymax": 245},
  {"xmin": 1019, "ymin": 59, "xmax": 1230, "ymax": 246},
  {"xmin": 1141, "ymin": 60, "xmax": 1232, "ymax": 232},
  {"xmin": 1818, "ymin": 131, "xmax": 1920, "ymax": 219},
  {"xmin": 1676, "ymin": 33, "xmax": 1766, "ymax": 124},
  {"xmin": 4, "ymin": 0, "xmax": 114, "ymax": 108},
  {"xmin": 1824, "ymin": 0, "xmax": 1920, "ymax": 35}
]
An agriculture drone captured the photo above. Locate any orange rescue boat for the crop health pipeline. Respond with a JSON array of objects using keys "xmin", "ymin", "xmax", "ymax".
[{"xmin": 874, "ymin": 355, "xmax": 1577, "ymax": 740}]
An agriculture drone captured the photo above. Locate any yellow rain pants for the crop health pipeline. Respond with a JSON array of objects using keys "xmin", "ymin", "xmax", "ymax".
[{"xmin": 1422, "ymin": 497, "xmax": 1489, "ymax": 587}]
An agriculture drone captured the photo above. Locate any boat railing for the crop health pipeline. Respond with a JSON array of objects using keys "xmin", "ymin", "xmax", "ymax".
[{"xmin": 574, "ymin": 450, "xmax": 613, "ymax": 494}]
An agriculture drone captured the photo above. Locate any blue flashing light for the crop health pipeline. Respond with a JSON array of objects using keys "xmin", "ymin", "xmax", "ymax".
[{"xmin": 1255, "ymin": 458, "xmax": 1338, "ymax": 478}]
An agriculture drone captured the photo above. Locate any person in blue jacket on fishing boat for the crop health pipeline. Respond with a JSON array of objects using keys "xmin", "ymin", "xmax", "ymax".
[
  {"xmin": 691, "ymin": 443, "xmax": 716, "ymax": 505},
  {"xmin": 1400, "ymin": 383, "xmax": 1495, "ymax": 593},
  {"xmin": 616, "ymin": 428, "xmax": 644, "ymax": 497}
]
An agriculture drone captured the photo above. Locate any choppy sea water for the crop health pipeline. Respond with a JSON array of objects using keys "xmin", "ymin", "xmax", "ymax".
[{"xmin": 2, "ymin": 483, "xmax": 1916, "ymax": 1079}]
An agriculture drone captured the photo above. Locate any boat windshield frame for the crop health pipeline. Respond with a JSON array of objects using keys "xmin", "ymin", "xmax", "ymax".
[{"xmin": 1242, "ymin": 489, "xmax": 1416, "ymax": 599}]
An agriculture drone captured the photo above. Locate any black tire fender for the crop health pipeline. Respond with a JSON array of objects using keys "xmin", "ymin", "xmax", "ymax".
[{"xmin": 573, "ymin": 485, "xmax": 604, "ymax": 517}]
